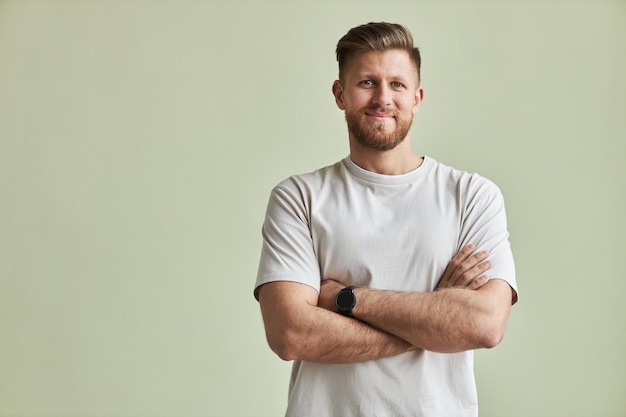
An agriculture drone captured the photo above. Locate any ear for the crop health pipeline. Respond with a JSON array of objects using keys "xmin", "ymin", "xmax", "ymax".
[
  {"xmin": 332, "ymin": 80, "xmax": 346, "ymax": 110},
  {"xmin": 412, "ymin": 86, "xmax": 424, "ymax": 115}
]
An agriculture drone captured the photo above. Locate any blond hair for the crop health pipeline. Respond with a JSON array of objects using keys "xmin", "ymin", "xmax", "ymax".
[{"xmin": 336, "ymin": 22, "xmax": 421, "ymax": 84}]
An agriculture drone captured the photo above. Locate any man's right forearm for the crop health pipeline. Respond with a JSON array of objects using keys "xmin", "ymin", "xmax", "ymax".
[{"xmin": 258, "ymin": 281, "xmax": 415, "ymax": 364}]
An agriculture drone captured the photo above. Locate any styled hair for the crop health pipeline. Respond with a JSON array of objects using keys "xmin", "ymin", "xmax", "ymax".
[{"xmin": 336, "ymin": 22, "xmax": 421, "ymax": 84}]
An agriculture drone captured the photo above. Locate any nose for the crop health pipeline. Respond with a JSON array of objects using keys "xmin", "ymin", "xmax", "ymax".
[{"xmin": 371, "ymin": 84, "xmax": 392, "ymax": 107}]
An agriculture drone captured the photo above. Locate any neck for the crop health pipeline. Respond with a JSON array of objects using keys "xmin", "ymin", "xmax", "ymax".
[{"xmin": 349, "ymin": 136, "xmax": 423, "ymax": 175}]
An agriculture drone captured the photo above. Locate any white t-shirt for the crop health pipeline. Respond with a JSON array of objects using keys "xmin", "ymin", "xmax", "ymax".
[{"xmin": 255, "ymin": 156, "xmax": 517, "ymax": 417}]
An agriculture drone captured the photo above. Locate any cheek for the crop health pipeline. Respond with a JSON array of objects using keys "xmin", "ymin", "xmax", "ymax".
[
  {"xmin": 347, "ymin": 91, "xmax": 371, "ymax": 108},
  {"xmin": 401, "ymin": 96, "xmax": 419, "ymax": 113}
]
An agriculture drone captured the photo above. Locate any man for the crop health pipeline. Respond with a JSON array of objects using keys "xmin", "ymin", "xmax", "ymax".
[{"xmin": 254, "ymin": 22, "xmax": 518, "ymax": 417}]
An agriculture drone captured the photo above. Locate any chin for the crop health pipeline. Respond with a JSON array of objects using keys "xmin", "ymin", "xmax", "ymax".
[{"xmin": 355, "ymin": 135, "xmax": 405, "ymax": 152}]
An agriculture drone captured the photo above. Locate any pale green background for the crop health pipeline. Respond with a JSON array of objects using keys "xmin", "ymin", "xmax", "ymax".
[{"xmin": 1, "ymin": 0, "xmax": 624, "ymax": 416}]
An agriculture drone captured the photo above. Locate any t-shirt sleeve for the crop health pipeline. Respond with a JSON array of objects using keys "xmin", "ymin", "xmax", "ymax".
[
  {"xmin": 459, "ymin": 175, "xmax": 518, "ymax": 304},
  {"xmin": 254, "ymin": 180, "xmax": 321, "ymax": 300}
]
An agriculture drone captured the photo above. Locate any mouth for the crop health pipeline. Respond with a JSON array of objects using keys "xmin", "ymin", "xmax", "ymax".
[{"xmin": 365, "ymin": 112, "xmax": 395, "ymax": 121}]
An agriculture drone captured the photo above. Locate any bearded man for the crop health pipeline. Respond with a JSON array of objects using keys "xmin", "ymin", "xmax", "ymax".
[{"xmin": 254, "ymin": 22, "xmax": 518, "ymax": 417}]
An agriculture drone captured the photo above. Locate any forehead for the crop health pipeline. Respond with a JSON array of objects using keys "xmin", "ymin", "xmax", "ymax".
[{"xmin": 344, "ymin": 49, "xmax": 418, "ymax": 82}]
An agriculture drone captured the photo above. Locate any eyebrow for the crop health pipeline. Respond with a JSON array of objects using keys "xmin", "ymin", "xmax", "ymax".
[{"xmin": 357, "ymin": 73, "xmax": 411, "ymax": 83}]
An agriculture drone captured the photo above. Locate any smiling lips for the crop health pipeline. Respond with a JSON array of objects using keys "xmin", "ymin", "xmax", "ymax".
[{"xmin": 366, "ymin": 111, "xmax": 395, "ymax": 121}]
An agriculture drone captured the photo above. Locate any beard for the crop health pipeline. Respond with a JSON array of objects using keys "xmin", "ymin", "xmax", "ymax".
[{"xmin": 345, "ymin": 107, "xmax": 413, "ymax": 151}]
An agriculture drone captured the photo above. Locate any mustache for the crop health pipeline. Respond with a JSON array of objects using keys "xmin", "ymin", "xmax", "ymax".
[{"xmin": 364, "ymin": 107, "xmax": 399, "ymax": 117}]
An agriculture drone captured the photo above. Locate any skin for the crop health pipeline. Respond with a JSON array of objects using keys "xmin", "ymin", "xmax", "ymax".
[
  {"xmin": 259, "ymin": 244, "xmax": 496, "ymax": 362},
  {"xmin": 332, "ymin": 48, "xmax": 424, "ymax": 175},
  {"xmin": 257, "ymin": 49, "xmax": 515, "ymax": 363}
]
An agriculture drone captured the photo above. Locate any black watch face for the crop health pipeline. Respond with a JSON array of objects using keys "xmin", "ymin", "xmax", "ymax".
[{"xmin": 337, "ymin": 290, "xmax": 355, "ymax": 310}]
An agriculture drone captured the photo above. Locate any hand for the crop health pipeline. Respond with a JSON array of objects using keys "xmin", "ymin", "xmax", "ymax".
[
  {"xmin": 318, "ymin": 279, "xmax": 345, "ymax": 312},
  {"xmin": 437, "ymin": 244, "xmax": 492, "ymax": 290}
]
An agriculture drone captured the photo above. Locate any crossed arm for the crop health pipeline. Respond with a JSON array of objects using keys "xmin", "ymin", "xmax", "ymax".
[{"xmin": 257, "ymin": 245, "xmax": 516, "ymax": 364}]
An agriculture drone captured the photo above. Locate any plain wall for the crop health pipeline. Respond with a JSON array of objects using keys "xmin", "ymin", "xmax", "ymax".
[{"xmin": 1, "ymin": 1, "xmax": 624, "ymax": 416}]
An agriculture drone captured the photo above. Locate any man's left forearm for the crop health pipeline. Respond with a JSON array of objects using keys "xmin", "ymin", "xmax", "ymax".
[{"xmin": 321, "ymin": 279, "xmax": 513, "ymax": 353}]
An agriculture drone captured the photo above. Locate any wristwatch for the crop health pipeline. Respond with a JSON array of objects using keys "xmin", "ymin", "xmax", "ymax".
[{"xmin": 335, "ymin": 286, "xmax": 356, "ymax": 316}]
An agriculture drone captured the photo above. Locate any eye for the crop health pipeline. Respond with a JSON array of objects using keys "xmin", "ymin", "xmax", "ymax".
[
  {"xmin": 359, "ymin": 80, "xmax": 374, "ymax": 87},
  {"xmin": 391, "ymin": 81, "xmax": 405, "ymax": 89}
]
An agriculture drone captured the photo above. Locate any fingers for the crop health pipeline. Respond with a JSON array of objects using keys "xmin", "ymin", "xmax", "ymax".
[
  {"xmin": 452, "ymin": 251, "xmax": 491, "ymax": 287},
  {"xmin": 466, "ymin": 275, "xmax": 489, "ymax": 290},
  {"xmin": 439, "ymin": 245, "xmax": 473, "ymax": 285},
  {"xmin": 438, "ymin": 244, "xmax": 493, "ymax": 290},
  {"xmin": 443, "ymin": 244, "xmax": 483, "ymax": 279}
]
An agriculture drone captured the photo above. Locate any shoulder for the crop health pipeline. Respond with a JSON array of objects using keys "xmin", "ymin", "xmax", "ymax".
[
  {"xmin": 426, "ymin": 157, "xmax": 503, "ymax": 198},
  {"xmin": 271, "ymin": 159, "xmax": 348, "ymax": 197}
]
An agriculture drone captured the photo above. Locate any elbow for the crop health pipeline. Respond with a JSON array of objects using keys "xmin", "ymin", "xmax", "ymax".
[
  {"xmin": 258, "ymin": 282, "xmax": 320, "ymax": 361},
  {"xmin": 476, "ymin": 314, "xmax": 508, "ymax": 349},
  {"xmin": 475, "ymin": 288, "xmax": 512, "ymax": 349},
  {"xmin": 267, "ymin": 328, "xmax": 302, "ymax": 361},
  {"xmin": 270, "ymin": 340, "xmax": 298, "ymax": 362},
  {"xmin": 479, "ymin": 328, "xmax": 504, "ymax": 349}
]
